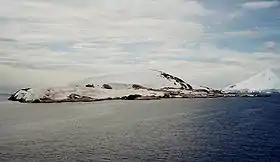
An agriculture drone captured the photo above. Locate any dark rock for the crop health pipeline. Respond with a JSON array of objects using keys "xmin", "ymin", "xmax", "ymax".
[
  {"xmin": 58, "ymin": 93, "xmax": 95, "ymax": 102},
  {"xmin": 229, "ymin": 85, "xmax": 236, "ymax": 88},
  {"xmin": 163, "ymin": 93, "xmax": 171, "ymax": 98},
  {"xmin": 21, "ymin": 88, "xmax": 31, "ymax": 91},
  {"xmin": 193, "ymin": 89, "xmax": 209, "ymax": 93},
  {"xmin": 8, "ymin": 88, "xmax": 31, "ymax": 101},
  {"xmin": 68, "ymin": 94, "xmax": 82, "ymax": 100},
  {"xmin": 211, "ymin": 90, "xmax": 223, "ymax": 94},
  {"xmin": 78, "ymin": 96, "xmax": 94, "ymax": 102},
  {"xmin": 32, "ymin": 99, "xmax": 41, "ymax": 103},
  {"xmin": 122, "ymin": 94, "xmax": 142, "ymax": 100},
  {"xmin": 38, "ymin": 97, "xmax": 52, "ymax": 103},
  {"xmin": 160, "ymin": 87, "xmax": 180, "ymax": 91},
  {"xmin": 137, "ymin": 96, "xmax": 161, "ymax": 100},
  {"xmin": 164, "ymin": 91, "xmax": 180, "ymax": 97},
  {"xmin": 147, "ymin": 88, "xmax": 159, "ymax": 91},
  {"xmin": 162, "ymin": 91, "xmax": 181, "ymax": 98},
  {"xmin": 8, "ymin": 90, "xmax": 19, "ymax": 101},
  {"xmin": 157, "ymin": 70, "xmax": 193, "ymax": 90},
  {"xmin": 18, "ymin": 98, "xmax": 27, "ymax": 103},
  {"xmin": 85, "ymin": 84, "xmax": 95, "ymax": 88},
  {"xmin": 200, "ymin": 86, "xmax": 223, "ymax": 94},
  {"xmin": 200, "ymin": 86, "xmax": 211, "ymax": 90},
  {"xmin": 180, "ymin": 94, "xmax": 192, "ymax": 98},
  {"xmin": 102, "ymin": 84, "xmax": 113, "ymax": 89},
  {"xmin": 132, "ymin": 84, "xmax": 146, "ymax": 89}
]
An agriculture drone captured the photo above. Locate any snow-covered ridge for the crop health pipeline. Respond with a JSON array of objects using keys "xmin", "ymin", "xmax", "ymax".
[{"xmin": 74, "ymin": 70, "xmax": 185, "ymax": 89}]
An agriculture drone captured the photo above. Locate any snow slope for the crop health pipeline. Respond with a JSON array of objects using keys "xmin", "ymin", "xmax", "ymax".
[
  {"xmin": 73, "ymin": 70, "xmax": 184, "ymax": 89},
  {"xmin": 10, "ymin": 85, "xmax": 168, "ymax": 102},
  {"xmin": 224, "ymin": 69, "xmax": 280, "ymax": 92},
  {"xmin": 9, "ymin": 70, "xmax": 237, "ymax": 103},
  {"xmin": 9, "ymin": 70, "xmax": 197, "ymax": 103}
]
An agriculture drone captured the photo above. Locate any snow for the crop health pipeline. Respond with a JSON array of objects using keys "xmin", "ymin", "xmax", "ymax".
[
  {"xmin": 10, "ymin": 69, "xmax": 276, "ymax": 103},
  {"xmin": 73, "ymin": 70, "xmax": 183, "ymax": 89},
  {"xmin": 10, "ymin": 70, "xmax": 193, "ymax": 102},
  {"xmin": 10, "ymin": 85, "xmax": 166, "ymax": 102},
  {"xmin": 224, "ymin": 69, "xmax": 280, "ymax": 92}
]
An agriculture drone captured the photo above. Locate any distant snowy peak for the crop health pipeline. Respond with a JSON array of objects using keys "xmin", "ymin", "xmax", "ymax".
[{"xmin": 224, "ymin": 69, "xmax": 280, "ymax": 91}]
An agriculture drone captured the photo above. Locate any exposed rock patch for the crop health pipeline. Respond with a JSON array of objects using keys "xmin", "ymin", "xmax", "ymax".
[
  {"xmin": 121, "ymin": 94, "xmax": 142, "ymax": 100},
  {"xmin": 156, "ymin": 70, "xmax": 193, "ymax": 90},
  {"xmin": 137, "ymin": 96, "xmax": 161, "ymax": 100},
  {"xmin": 85, "ymin": 84, "xmax": 95, "ymax": 88},
  {"xmin": 132, "ymin": 84, "xmax": 146, "ymax": 90},
  {"xmin": 102, "ymin": 84, "xmax": 113, "ymax": 89},
  {"xmin": 8, "ymin": 88, "xmax": 31, "ymax": 102}
]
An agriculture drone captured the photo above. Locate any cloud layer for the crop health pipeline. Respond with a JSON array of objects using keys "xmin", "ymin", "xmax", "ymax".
[
  {"xmin": 242, "ymin": 1, "xmax": 279, "ymax": 9},
  {"xmin": 1, "ymin": 0, "xmax": 280, "ymax": 90}
]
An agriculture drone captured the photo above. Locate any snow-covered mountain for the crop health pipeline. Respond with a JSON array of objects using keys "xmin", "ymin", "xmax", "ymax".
[{"xmin": 224, "ymin": 69, "xmax": 280, "ymax": 92}]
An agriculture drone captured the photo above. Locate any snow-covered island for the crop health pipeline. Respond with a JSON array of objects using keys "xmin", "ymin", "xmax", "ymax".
[{"xmin": 8, "ymin": 70, "xmax": 279, "ymax": 103}]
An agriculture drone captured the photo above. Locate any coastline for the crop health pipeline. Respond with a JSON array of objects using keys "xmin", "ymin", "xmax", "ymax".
[
  {"xmin": 7, "ymin": 70, "xmax": 276, "ymax": 104},
  {"xmin": 8, "ymin": 90, "xmax": 271, "ymax": 103}
]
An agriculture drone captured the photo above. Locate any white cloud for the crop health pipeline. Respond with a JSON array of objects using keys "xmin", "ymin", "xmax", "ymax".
[
  {"xmin": 242, "ymin": 1, "xmax": 279, "ymax": 10},
  {"xmin": 263, "ymin": 41, "xmax": 276, "ymax": 49},
  {"xmin": 0, "ymin": 0, "xmax": 280, "ymax": 90},
  {"xmin": 0, "ymin": 65, "xmax": 91, "ymax": 88},
  {"xmin": 228, "ymin": 11, "xmax": 243, "ymax": 19},
  {"xmin": 1, "ymin": 43, "xmax": 280, "ymax": 89},
  {"xmin": 223, "ymin": 29, "xmax": 258, "ymax": 37}
]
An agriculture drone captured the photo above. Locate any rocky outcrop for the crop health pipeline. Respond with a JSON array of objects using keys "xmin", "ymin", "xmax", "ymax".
[
  {"xmin": 33, "ymin": 94, "xmax": 95, "ymax": 103},
  {"xmin": 156, "ymin": 70, "xmax": 193, "ymax": 90},
  {"xmin": 8, "ymin": 88, "xmax": 31, "ymax": 102},
  {"xmin": 193, "ymin": 89, "xmax": 209, "ymax": 93},
  {"xmin": 102, "ymin": 84, "xmax": 113, "ymax": 89},
  {"xmin": 62, "ymin": 94, "xmax": 94, "ymax": 102},
  {"xmin": 137, "ymin": 96, "xmax": 161, "ymax": 100},
  {"xmin": 85, "ymin": 84, "xmax": 95, "ymax": 88},
  {"xmin": 132, "ymin": 84, "xmax": 146, "ymax": 90},
  {"xmin": 121, "ymin": 94, "xmax": 142, "ymax": 100},
  {"xmin": 8, "ymin": 90, "xmax": 20, "ymax": 101}
]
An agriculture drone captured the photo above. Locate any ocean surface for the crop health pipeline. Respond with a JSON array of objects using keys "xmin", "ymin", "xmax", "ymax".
[
  {"xmin": 0, "ymin": 94, "xmax": 9, "ymax": 102},
  {"xmin": 0, "ymin": 95, "xmax": 280, "ymax": 162}
]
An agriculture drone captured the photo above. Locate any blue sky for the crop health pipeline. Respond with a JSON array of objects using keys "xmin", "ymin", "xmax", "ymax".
[
  {"xmin": 206, "ymin": 0, "xmax": 280, "ymax": 52},
  {"xmin": 0, "ymin": 0, "xmax": 280, "ymax": 90}
]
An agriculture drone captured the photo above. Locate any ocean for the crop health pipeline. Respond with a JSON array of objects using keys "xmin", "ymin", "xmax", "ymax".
[
  {"xmin": 0, "ymin": 95, "xmax": 280, "ymax": 161},
  {"xmin": 0, "ymin": 94, "xmax": 9, "ymax": 102}
]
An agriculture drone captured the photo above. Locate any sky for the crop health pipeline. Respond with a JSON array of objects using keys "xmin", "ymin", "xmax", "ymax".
[{"xmin": 1, "ymin": 0, "xmax": 280, "ymax": 91}]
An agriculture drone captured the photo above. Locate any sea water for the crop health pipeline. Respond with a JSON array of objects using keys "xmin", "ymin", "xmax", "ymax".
[{"xmin": 0, "ymin": 96, "xmax": 280, "ymax": 161}]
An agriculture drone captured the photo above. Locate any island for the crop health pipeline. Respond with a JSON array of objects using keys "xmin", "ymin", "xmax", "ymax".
[{"xmin": 8, "ymin": 70, "xmax": 278, "ymax": 103}]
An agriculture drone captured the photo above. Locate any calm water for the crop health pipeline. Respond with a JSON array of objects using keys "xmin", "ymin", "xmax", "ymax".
[
  {"xmin": 0, "ymin": 96, "xmax": 280, "ymax": 162},
  {"xmin": 0, "ymin": 94, "xmax": 9, "ymax": 102}
]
